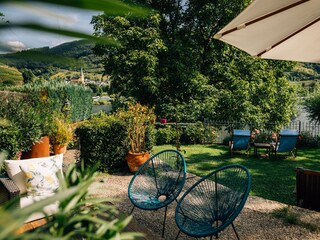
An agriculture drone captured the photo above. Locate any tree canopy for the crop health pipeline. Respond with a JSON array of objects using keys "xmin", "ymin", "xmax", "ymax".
[{"xmin": 93, "ymin": 0, "xmax": 296, "ymax": 128}]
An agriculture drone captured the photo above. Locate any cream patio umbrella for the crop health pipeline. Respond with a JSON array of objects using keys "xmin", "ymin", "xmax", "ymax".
[{"xmin": 213, "ymin": 0, "xmax": 320, "ymax": 63}]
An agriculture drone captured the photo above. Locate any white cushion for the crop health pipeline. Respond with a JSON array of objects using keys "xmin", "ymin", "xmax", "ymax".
[
  {"xmin": 4, "ymin": 154, "xmax": 63, "ymax": 194},
  {"xmin": 20, "ymin": 194, "xmax": 59, "ymax": 222},
  {"xmin": 19, "ymin": 164, "xmax": 60, "ymax": 196}
]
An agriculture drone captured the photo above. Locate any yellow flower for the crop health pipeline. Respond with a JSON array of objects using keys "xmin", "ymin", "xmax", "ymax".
[
  {"xmin": 25, "ymin": 172, "xmax": 33, "ymax": 179},
  {"xmin": 45, "ymin": 175, "xmax": 54, "ymax": 183},
  {"xmin": 28, "ymin": 164, "xmax": 36, "ymax": 171}
]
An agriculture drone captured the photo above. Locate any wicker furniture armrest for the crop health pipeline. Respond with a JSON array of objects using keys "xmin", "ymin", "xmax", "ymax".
[{"xmin": 0, "ymin": 174, "xmax": 20, "ymax": 204}]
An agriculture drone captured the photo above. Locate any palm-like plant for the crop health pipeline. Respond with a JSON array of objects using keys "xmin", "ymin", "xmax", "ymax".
[
  {"xmin": 0, "ymin": 0, "xmax": 151, "ymax": 52},
  {"xmin": 0, "ymin": 151, "xmax": 142, "ymax": 240}
]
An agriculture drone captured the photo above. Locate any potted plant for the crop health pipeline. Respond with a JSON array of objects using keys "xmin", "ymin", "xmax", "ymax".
[
  {"xmin": 0, "ymin": 94, "xmax": 45, "ymax": 159},
  {"xmin": 49, "ymin": 114, "xmax": 74, "ymax": 155},
  {"xmin": 116, "ymin": 103, "xmax": 155, "ymax": 173}
]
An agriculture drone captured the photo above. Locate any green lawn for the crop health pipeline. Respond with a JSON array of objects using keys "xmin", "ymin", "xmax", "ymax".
[{"xmin": 152, "ymin": 144, "xmax": 320, "ymax": 205}]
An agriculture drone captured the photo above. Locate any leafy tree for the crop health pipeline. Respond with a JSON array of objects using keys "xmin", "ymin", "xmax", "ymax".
[
  {"xmin": 92, "ymin": 14, "xmax": 167, "ymax": 105},
  {"xmin": 92, "ymin": 0, "xmax": 296, "ymax": 128},
  {"xmin": 303, "ymin": 92, "xmax": 320, "ymax": 123}
]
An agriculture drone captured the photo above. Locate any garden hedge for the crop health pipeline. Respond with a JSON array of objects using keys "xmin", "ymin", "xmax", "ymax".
[{"xmin": 75, "ymin": 114, "xmax": 129, "ymax": 172}]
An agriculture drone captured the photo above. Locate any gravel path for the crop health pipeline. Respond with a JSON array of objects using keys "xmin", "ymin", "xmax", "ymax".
[{"xmin": 65, "ymin": 150, "xmax": 320, "ymax": 240}]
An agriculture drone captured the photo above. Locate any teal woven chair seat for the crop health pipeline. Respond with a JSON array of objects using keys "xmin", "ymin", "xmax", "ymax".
[
  {"xmin": 175, "ymin": 164, "xmax": 251, "ymax": 240},
  {"xmin": 128, "ymin": 149, "xmax": 186, "ymax": 237}
]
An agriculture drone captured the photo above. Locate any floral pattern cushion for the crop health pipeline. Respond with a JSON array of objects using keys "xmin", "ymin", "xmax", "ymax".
[
  {"xmin": 20, "ymin": 162, "xmax": 60, "ymax": 196},
  {"xmin": 5, "ymin": 154, "xmax": 63, "ymax": 194}
]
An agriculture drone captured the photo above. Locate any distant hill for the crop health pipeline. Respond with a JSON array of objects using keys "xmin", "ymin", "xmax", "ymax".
[
  {"xmin": 0, "ymin": 40, "xmax": 104, "ymax": 78},
  {"xmin": 287, "ymin": 62, "xmax": 320, "ymax": 81}
]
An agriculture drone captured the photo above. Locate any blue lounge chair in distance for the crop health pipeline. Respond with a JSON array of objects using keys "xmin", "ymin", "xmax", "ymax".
[
  {"xmin": 229, "ymin": 129, "xmax": 251, "ymax": 157},
  {"xmin": 273, "ymin": 129, "xmax": 299, "ymax": 158}
]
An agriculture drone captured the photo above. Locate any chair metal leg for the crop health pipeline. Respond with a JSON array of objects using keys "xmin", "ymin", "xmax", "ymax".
[
  {"xmin": 231, "ymin": 222, "xmax": 240, "ymax": 240},
  {"xmin": 162, "ymin": 205, "xmax": 168, "ymax": 238},
  {"xmin": 175, "ymin": 230, "xmax": 181, "ymax": 240},
  {"xmin": 130, "ymin": 206, "xmax": 135, "ymax": 215}
]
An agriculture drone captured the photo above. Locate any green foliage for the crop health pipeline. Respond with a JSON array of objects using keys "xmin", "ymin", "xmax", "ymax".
[
  {"xmin": 0, "ymin": 153, "xmax": 141, "ymax": 239},
  {"xmin": 21, "ymin": 69, "xmax": 35, "ymax": 84},
  {"xmin": 155, "ymin": 126, "xmax": 176, "ymax": 145},
  {"xmin": 0, "ymin": 65, "xmax": 23, "ymax": 87},
  {"xmin": 303, "ymin": 92, "xmax": 320, "ymax": 123},
  {"xmin": 116, "ymin": 103, "xmax": 156, "ymax": 153},
  {"xmin": 0, "ymin": 1, "xmax": 151, "ymax": 53},
  {"xmin": 92, "ymin": 0, "xmax": 296, "ymax": 129},
  {"xmin": 75, "ymin": 113, "xmax": 129, "ymax": 172},
  {"xmin": 0, "ymin": 92, "xmax": 43, "ymax": 157},
  {"xmin": 87, "ymin": 83, "xmax": 103, "ymax": 96},
  {"xmin": 10, "ymin": 81, "xmax": 93, "ymax": 122},
  {"xmin": 92, "ymin": 14, "xmax": 167, "ymax": 105},
  {"xmin": 0, "ymin": 119, "xmax": 21, "ymax": 159},
  {"xmin": 299, "ymin": 131, "xmax": 320, "ymax": 147},
  {"xmin": 181, "ymin": 122, "xmax": 206, "ymax": 144},
  {"xmin": 144, "ymin": 124, "xmax": 155, "ymax": 152},
  {"xmin": 49, "ymin": 113, "xmax": 74, "ymax": 146}
]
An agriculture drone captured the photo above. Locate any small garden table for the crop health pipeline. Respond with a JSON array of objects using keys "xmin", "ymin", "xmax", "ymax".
[{"xmin": 253, "ymin": 143, "xmax": 272, "ymax": 159}]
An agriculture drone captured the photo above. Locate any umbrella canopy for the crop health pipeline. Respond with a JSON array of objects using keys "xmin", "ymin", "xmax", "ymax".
[{"xmin": 214, "ymin": 0, "xmax": 320, "ymax": 63}]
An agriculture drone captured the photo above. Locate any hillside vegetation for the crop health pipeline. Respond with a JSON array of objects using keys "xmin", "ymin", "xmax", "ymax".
[
  {"xmin": 287, "ymin": 62, "xmax": 320, "ymax": 81},
  {"xmin": 0, "ymin": 40, "xmax": 104, "ymax": 80},
  {"xmin": 0, "ymin": 64, "xmax": 23, "ymax": 87}
]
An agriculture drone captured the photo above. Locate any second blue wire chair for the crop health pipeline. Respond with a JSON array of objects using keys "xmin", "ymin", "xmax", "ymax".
[
  {"xmin": 128, "ymin": 149, "xmax": 186, "ymax": 237},
  {"xmin": 175, "ymin": 164, "xmax": 251, "ymax": 240}
]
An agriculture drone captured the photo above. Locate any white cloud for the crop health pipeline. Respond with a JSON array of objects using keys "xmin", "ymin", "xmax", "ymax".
[{"xmin": 7, "ymin": 40, "xmax": 26, "ymax": 52}]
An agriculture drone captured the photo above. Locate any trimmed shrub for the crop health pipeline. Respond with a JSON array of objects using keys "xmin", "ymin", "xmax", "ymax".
[
  {"xmin": 75, "ymin": 114, "xmax": 129, "ymax": 172},
  {"xmin": 155, "ymin": 126, "xmax": 176, "ymax": 145},
  {"xmin": 181, "ymin": 122, "xmax": 206, "ymax": 144}
]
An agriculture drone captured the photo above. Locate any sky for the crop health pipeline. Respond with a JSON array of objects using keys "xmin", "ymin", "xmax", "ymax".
[{"xmin": 0, "ymin": 2, "xmax": 101, "ymax": 53}]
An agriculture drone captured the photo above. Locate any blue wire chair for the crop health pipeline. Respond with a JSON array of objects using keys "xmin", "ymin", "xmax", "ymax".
[
  {"xmin": 273, "ymin": 129, "xmax": 299, "ymax": 158},
  {"xmin": 175, "ymin": 164, "xmax": 251, "ymax": 240},
  {"xmin": 128, "ymin": 149, "xmax": 186, "ymax": 237},
  {"xmin": 229, "ymin": 129, "xmax": 251, "ymax": 156}
]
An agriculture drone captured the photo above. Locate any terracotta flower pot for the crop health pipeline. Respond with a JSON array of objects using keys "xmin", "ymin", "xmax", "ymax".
[
  {"xmin": 21, "ymin": 136, "xmax": 50, "ymax": 159},
  {"xmin": 31, "ymin": 136, "xmax": 50, "ymax": 158},
  {"xmin": 126, "ymin": 151, "xmax": 150, "ymax": 173},
  {"xmin": 53, "ymin": 144, "xmax": 67, "ymax": 155}
]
